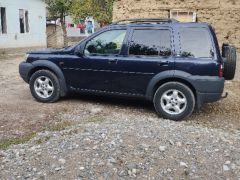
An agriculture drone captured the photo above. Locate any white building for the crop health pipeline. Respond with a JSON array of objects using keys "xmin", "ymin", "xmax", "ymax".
[{"xmin": 0, "ymin": 0, "xmax": 46, "ymax": 49}]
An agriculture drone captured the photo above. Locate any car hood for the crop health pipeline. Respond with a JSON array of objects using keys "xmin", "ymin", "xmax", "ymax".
[{"xmin": 27, "ymin": 45, "xmax": 76, "ymax": 55}]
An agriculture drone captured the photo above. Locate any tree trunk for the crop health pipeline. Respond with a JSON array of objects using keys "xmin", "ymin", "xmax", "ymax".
[{"xmin": 60, "ymin": 16, "xmax": 68, "ymax": 47}]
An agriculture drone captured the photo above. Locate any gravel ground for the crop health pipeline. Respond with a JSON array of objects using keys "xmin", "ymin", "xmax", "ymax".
[{"xmin": 0, "ymin": 54, "xmax": 240, "ymax": 179}]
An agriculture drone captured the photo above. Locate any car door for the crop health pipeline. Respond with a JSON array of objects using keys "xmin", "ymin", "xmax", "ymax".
[
  {"xmin": 105, "ymin": 27, "xmax": 175, "ymax": 96},
  {"xmin": 174, "ymin": 26, "xmax": 219, "ymax": 77},
  {"xmin": 62, "ymin": 28, "xmax": 127, "ymax": 92}
]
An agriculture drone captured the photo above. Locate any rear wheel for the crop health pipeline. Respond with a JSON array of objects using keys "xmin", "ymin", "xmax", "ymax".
[
  {"xmin": 29, "ymin": 70, "xmax": 60, "ymax": 103},
  {"xmin": 153, "ymin": 82, "xmax": 195, "ymax": 121}
]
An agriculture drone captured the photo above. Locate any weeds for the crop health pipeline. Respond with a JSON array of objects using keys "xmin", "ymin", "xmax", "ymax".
[{"xmin": 0, "ymin": 133, "xmax": 36, "ymax": 150}]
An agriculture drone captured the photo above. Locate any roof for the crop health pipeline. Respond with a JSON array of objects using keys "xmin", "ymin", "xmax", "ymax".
[{"xmin": 109, "ymin": 18, "xmax": 210, "ymax": 28}]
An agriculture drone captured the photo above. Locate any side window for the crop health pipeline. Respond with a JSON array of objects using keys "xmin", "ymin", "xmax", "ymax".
[
  {"xmin": 179, "ymin": 27, "xmax": 213, "ymax": 58},
  {"xmin": 85, "ymin": 29, "xmax": 126, "ymax": 55},
  {"xmin": 19, "ymin": 9, "xmax": 29, "ymax": 33},
  {"xmin": 0, "ymin": 7, "xmax": 7, "ymax": 34},
  {"xmin": 129, "ymin": 29, "xmax": 171, "ymax": 56}
]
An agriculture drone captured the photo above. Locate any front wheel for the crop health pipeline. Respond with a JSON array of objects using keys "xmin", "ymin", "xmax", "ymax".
[
  {"xmin": 29, "ymin": 70, "xmax": 60, "ymax": 103},
  {"xmin": 153, "ymin": 82, "xmax": 195, "ymax": 121}
]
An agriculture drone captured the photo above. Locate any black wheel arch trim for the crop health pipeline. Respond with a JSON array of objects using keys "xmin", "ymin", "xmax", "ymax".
[
  {"xmin": 146, "ymin": 70, "xmax": 224, "ymax": 108},
  {"xmin": 30, "ymin": 60, "xmax": 67, "ymax": 96}
]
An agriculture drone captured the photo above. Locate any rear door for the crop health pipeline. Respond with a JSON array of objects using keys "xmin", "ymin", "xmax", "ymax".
[
  {"xmin": 174, "ymin": 26, "xmax": 219, "ymax": 76},
  {"xmin": 107, "ymin": 27, "xmax": 175, "ymax": 96}
]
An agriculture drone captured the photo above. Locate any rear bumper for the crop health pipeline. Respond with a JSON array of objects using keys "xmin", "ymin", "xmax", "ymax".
[
  {"xmin": 197, "ymin": 92, "xmax": 222, "ymax": 108},
  {"xmin": 192, "ymin": 77, "xmax": 225, "ymax": 108},
  {"xmin": 19, "ymin": 61, "xmax": 33, "ymax": 83}
]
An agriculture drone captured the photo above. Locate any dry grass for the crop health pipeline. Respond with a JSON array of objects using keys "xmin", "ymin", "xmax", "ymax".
[{"xmin": 0, "ymin": 133, "xmax": 36, "ymax": 150}]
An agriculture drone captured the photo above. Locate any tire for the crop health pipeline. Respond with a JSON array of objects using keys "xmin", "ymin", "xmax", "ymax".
[
  {"xmin": 222, "ymin": 44, "xmax": 237, "ymax": 80},
  {"xmin": 29, "ymin": 70, "xmax": 60, "ymax": 103},
  {"xmin": 153, "ymin": 82, "xmax": 195, "ymax": 121}
]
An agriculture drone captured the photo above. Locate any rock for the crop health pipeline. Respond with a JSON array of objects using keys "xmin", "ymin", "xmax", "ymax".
[
  {"xmin": 59, "ymin": 158, "xmax": 66, "ymax": 164},
  {"xmin": 79, "ymin": 167, "xmax": 85, "ymax": 170},
  {"xmin": 176, "ymin": 142, "xmax": 182, "ymax": 147},
  {"xmin": 0, "ymin": 151, "xmax": 7, "ymax": 157},
  {"xmin": 223, "ymin": 165, "xmax": 230, "ymax": 171},
  {"xmin": 126, "ymin": 162, "xmax": 137, "ymax": 170},
  {"xmin": 159, "ymin": 146, "xmax": 166, "ymax": 152},
  {"xmin": 132, "ymin": 168, "xmax": 137, "ymax": 174},
  {"xmin": 167, "ymin": 168, "xmax": 172, "ymax": 173},
  {"xmin": 55, "ymin": 167, "xmax": 62, "ymax": 171},
  {"xmin": 108, "ymin": 157, "xmax": 117, "ymax": 164},
  {"xmin": 90, "ymin": 107, "xmax": 103, "ymax": 114},
  {"xmin": 180, "ymin": 162, "xmax": 188, "ymax": 168},
  {"xmin": 118, "ymin": 170, "xmax": 128, "ymax": 177},
  {"xmin": 231, "ymin": 163, "xmax": 236, "ymax": 170},
  {"xmin": 224, "ymin": 161, "xmax": 231, "ymax": 165},
  {"xmin": 168, "ymin": 140, "xmax": 174, "ymax": 145}
]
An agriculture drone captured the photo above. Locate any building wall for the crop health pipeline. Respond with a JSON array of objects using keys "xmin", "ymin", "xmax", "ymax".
[
  {"xmin": 113, "ymin": 0, "xmax": 240, "ymax": 49},
  {"xmin": 0, "ymin": 0, "xmax": 46, "ymax": 49}
]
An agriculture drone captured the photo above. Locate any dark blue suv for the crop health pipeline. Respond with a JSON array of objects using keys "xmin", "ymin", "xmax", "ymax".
[{"xmin": 19, "ymin": 19, "xmax": 237, "ymax": 120}]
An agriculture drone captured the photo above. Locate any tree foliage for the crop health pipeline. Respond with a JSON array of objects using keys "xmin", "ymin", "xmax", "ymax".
[
  {"xmin": 44, "ymin": 0, "xmax": 114, "ymax": 46},
  {"xmin": 44, "ymin": 0, "xmax": 72, "ymax": 20},
  {"xmin": 70, "ymin": 0, "xmax": 114, "ymax": 26},
  {"xmin": 44, "ymin": 0, "xmax": 73, "ymax": 46}
]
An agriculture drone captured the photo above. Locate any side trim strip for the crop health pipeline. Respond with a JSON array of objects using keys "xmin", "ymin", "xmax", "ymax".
[
  {"xmin": 63, "ymin": 67, "xmax": 154, "ymax": 75},
  {"xmin": 70, "ymin": 87, "xmax": 145, "ymax": 97}
]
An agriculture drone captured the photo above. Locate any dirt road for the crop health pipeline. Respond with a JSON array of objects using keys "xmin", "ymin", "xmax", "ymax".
[{"xmin": 0, "ymin": 55, "xmax": 239, "ymax": 140}]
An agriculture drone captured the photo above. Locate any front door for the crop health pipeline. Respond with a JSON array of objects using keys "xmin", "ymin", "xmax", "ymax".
[{"xmin": 63, "ymin": 29, "xmax": 127, "ymax": 92}]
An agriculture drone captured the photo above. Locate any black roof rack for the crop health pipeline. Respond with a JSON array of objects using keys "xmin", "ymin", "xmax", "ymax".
[{"xmin": 111, "ymin": 18, "xmax": 179, "ymax": 25}]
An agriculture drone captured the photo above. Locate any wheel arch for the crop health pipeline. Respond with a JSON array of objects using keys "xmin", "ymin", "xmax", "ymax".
[
  {"xmin": 28, "ymin": 60, "xmax": 67, "ymax": 97},
  {"xmin": 146, "ymin": 71, "xmax": 197, "ymax": 102}
]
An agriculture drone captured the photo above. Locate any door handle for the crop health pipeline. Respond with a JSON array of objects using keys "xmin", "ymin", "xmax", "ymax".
[
  {"xmin": 108, "ymin": 59, "xmax": 118, "ymax": 64},
  {"xmin": 157, "ymin": 61, "xmax": 169, "ymax": 66}
]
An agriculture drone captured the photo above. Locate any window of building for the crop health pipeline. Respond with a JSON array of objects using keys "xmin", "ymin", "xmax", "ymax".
[
  {"xmin": 19, "ymin": 9, "xmax": 29, "ymax": 33},
  {"xmin": 0, "ymin": 7, "xmax": 7, "ymax": 34},
  {"xmin": 179, "ymin": 27, "xmax": 213, "ymax": 58},
  {"xmin": 129, "ymin": 29, "xmax": 171, "ymax": 56},
  {"xmin": 170, "ymin": 9, "xmax": 196, "ymax": 22},
  {"xmin": 85, "ymin": 29, "xmax": 126, "ymax": 55}
]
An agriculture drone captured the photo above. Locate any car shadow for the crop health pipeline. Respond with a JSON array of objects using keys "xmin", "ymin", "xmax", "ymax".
[{"xmin": 61, "ymin": 92, "xmax": 155, "ymax": 113}]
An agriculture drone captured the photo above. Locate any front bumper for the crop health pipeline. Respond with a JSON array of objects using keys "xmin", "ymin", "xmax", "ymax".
[{"xmin": 19, "ymin": 61, "xmax": 34, "ymax": 83}]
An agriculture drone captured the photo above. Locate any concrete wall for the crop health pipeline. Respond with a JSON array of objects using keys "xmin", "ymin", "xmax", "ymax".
[
  {"xmin": 0, "ymin": 0, "xmax": 46, "ymax": 49},
  {"xmin": 113, "ymin": 0, "xmax": 240, "ymax": 50}
]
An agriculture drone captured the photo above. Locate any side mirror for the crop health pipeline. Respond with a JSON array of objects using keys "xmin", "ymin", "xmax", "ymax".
[{"xmin": 74, "ymin": 44, "xmax": 85, "ymax": 57}]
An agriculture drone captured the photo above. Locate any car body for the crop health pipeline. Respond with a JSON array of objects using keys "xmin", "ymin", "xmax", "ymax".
[{"xmin": 19, "ymin": 18, "xmax": 236, "ymax": 120}]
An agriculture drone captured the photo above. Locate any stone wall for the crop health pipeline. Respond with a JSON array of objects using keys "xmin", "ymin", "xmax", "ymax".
[
  {"xmin": 113, "ymin": 0, "xmax": 240, "ymax": 50},
  {"xmin": 47, "ymin": 25, "xmax": 87, "ymax": 48}
]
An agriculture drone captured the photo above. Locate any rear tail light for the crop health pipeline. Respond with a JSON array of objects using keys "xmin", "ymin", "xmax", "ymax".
[{"xmin": 219, "ymin": 64, "xmax": 223, "ymax": 77}]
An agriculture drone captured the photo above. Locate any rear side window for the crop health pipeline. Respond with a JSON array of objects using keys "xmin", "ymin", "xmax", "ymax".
[
  {"xmin": 129, "ymin": 29, "xmax": 171, "ymax": 56},
  {"xmin": 179, "ymin": 27, "xmax": 213, "ymax": 58}
]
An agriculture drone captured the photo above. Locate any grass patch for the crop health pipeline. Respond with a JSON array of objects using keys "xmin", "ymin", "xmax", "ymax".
[
  {"xmin": 48, "ymin": 120, "xmax": 74, "ymax": 132},
  {"xmin": 35, "ymin": 136, "xmax": 51, "ymax": 144},
  {"xmin": 0, "ymin": 133, "xmax": 36, "ymax": 150},
  {"xmin": 87, "ymin": 115, "xmax": 106, "ymax": 123}
]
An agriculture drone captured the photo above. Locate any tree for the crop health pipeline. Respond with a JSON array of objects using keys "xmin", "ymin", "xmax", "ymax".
[
  {"xmin": 44, "ymin": 0, "xmax": 72, "ymax": 46},
  {"xmin": 70, "ymin": 0, "xmax": 114, "ymax": 27}
]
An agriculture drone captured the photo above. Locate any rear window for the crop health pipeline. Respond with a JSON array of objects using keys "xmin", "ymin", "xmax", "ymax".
[
  {"xmin": 129, "ymin": 29, "xmax": 171, "ymax": 56},
  {"xmin": 179, "ymin": 27, "xmax": 213, "ymax": 58}
]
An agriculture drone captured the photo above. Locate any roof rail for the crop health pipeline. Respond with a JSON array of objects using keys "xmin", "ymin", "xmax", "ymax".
[{"xmin": 111, "ymin": 18, "xmax": 179, "ymax": 25}]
